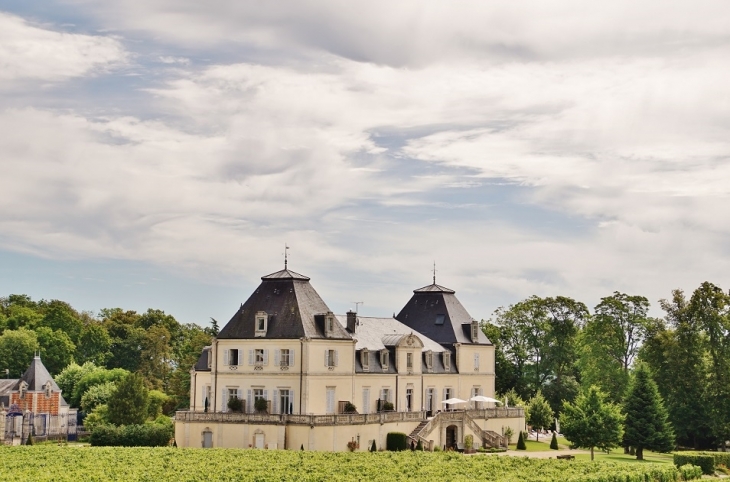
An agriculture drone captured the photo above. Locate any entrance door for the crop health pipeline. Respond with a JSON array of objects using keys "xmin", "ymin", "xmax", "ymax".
[
  {"xmin": 255, "ymin": 433, "xmax": 265, "ymax": 449},
  {"xmin": 203, "ymin": 431, "xmax": 213, "ymax": 448},
  {"xmin": 446, "ymin": 425, "xmax": 458, "ymax": 450},
  {"xmin": 406, "ymin": 388, "xmax": 413, "ymax": 412}
]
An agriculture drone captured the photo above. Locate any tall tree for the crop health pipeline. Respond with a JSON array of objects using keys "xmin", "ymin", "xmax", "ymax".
[
  {"xmin": 36, "ymin": 327, "xmax": 76, "ymax": 375},
  {"xmin": 107, "ymin": 372, "xmax": 149, "ymax": 426},
  {"xmin": 527, "ymin": 391, "xmax": 553, "ymax": 442},
  {"xmin": 37, "ymin": 300, "xmax": 84, "ymax": 345},
  {"xmin": 76, "ymin": 322, "xmax": 113, "ymax": 366},
  {"xmin": 482, "ymin": 322, "xmax": 519, "ymax": 395},
  {"xmin": 623, "ymin": 363, "xmax": 675, "ymax": 459},
  {"xmin": 138, "ymin": 325, "xmax": 172, "ymax": 390},
  {"xmin": 561, "ymin": 386, "xmax": 624, "ymax": 460},
  {"xmin": 0, "ymin": 328, "xmax": 39, "ymax": 377},
  {"xmin": 580, "ymin": 292, "xmax": 653, "ymax": 404}
]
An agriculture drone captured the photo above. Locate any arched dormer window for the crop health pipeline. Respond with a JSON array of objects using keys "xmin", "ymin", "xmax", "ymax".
[
  {"xmin": 255, "ymin": 311, "xmax": 268, "ymax": 337},
  {"xmin": 44, "ymin": 380, "xmax": 53, "ymax": 399},
  {"xmin": 471, "ymin": 320, "xmax": 479, "ymax": 343},
  {"xmin": 19, "ymin": 381, "xmax": 28, "ymax": 399}
]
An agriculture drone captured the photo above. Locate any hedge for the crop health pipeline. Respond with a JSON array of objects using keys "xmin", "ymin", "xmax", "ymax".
[
  {"xmin": 678, "ymin": 464, "xmax": 703, "ymax": 480},
  {"xmin": 673, "ymin": 453, "xmax": 715, "ymax": 475},
  {"xmin": 90, "ymin": 424, "xmax": 173, "ymax": 447},
  {"xmin": 386, "ymin": 432, "xmax": 408, "ymax": 451}
]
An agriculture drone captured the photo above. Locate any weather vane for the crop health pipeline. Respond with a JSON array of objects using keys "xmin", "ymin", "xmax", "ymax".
[
  {"xmin": 432, "ymin": 261, "xmax": 437, "ymax": 284},
  {"xmin": 284, "ymin": 243, "xmax": 289, "ymax": 269}
]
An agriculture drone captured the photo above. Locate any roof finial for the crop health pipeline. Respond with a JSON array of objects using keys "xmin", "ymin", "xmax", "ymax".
[
  {"xmin": 284, "ymin": 243, "xmax": 289, "ymax": 269},
  {"xmin": 432, "ymin": 261, "xmax": 437, "ymax": 285}
]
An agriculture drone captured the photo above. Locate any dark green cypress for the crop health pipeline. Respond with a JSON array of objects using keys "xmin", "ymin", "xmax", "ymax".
[
  {"xmin": 516, "ymin": 431, "xmax": 527, "ymax": 450},
  {"xmin": 550, "ymin": 432, "xmax": 558, "ymax": 450}
]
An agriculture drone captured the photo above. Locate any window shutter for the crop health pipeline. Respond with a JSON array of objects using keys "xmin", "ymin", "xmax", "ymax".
[
  {"xmin": 443, "ymin": 388, "xmax": 447, "ymax": 402},
  {"xmin": 222, "ymin": 389, "xmax": 228, "ymax": 412},
  {"xmin": 289, "ymin": 349, "xmax": 295, "ymax": 366},
  {"xmin": 324, "ymin": 350, "xmax": 329, "ymax": 367},
  {"xmin": 247, "ymin": 390, "xmax": 253, "ymax": 413},
  {"xmin": 273, "ymin": 390, "xmax": 279, "ymax": 414},
  {"xmin": 474, "ymin": 353, "xmax": 479, "ymax": 369},
  {"xmin": 263, "ymin": 350, "xmax": 269, "ymax": 365},
  {"xmin": 224, "ymin": 349, "xmax": 229, "ymax": 366},
  {"xmin": 263, "ymin": 390, "xmax": 268, "ymax": 406},
  {"xmin": 334, "ymin": 350, "xmax": 338, "ymax": 367},
  {"xmin": 274, "ymin": 349, "xmax": 280, "ymax": 366},
  {"xmin": 237, "ymin": 388, "xmax": 242, "ymax": 400},
  {"xmin": 249, "ymin": 350, "xmax": 254, "ymax": 365}
]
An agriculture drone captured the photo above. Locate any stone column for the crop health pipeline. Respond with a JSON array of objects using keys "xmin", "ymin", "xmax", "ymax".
[{"xmin": 0, "ymin": 408, "xmax": 6, "ymax": 440}]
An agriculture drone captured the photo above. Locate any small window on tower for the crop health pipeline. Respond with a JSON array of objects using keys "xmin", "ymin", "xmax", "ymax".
[{"xmin": 435, "ymin": 314, "xmax": 445, "ymax": 325}]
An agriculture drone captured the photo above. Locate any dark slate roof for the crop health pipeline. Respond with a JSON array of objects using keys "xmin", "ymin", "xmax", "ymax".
[
  {"xmin": 218, "ymin": 270, "xmax": 350, "ymax": 340},
  {"xmin": 194, "ymin": 347, "xmax": 212, "ymax": 371},
  {"xmin": 19, "ymin": 355, "xmax": 61, "ymax": 392},
  {"xmin": 395, "ymin": 283, "xmax": 491, "ymax": 345}
]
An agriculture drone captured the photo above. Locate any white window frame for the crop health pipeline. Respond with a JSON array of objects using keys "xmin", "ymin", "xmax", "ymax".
[
  {"xmin": 380, "ymin": 350, "xmax": 389, "ymax": 371},
  {"xmin": 325, "ymin": 349, "xmax": 338, "ymax": 368},
  {"xmin": 443, "ymin": 351, "xmax": 451, "ymax": 371},
  {"xmin": 361, "ymin": 349, "xmax": 369, "ymax": 371},
  {"xmin": 254, "ymin": 311, "xmax": 268, "ymax": 337}
]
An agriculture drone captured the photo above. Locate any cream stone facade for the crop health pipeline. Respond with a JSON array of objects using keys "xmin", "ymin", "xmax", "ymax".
[{"xmin": 175, "ymin": 266, "xmax": 525, "ymax": 451}]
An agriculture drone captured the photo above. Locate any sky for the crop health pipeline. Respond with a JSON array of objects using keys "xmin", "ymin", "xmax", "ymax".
[{"xmin": 1, "ymin": 1, "xmax": 729, "ymax": 327}]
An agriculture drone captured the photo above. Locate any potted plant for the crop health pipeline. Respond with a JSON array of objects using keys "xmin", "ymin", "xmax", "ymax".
[
  {"xmin": 464, "ymin": 434, "xmax": 475, "ymax": 454},
  {"xmin": 254, "ymin": 397, "xmax": 268, "ymax": 413},
  {"xmin": 227, "ymin": 396, "xmax": 243, "ymax": 413},
  {"xmin": 343, "ymin": 402, "xmax": 357, "ymax": 414},
  {"xmin": 504, "ymin": 426, "xmax": 514, "ymax": 446},
  {"xmin": 346, "ymin": 440, "xmax": 359, "ymax": 451},
  {"xmin": 382, "ymin": 401, "xmax": 394, "ymax": 412}
]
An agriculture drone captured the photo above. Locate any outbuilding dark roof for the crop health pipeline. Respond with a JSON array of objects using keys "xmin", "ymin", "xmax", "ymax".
[
  {"xmin": 395, "ymin": 283, "xmax": 491, "ymax": 345},
  {"xmin": 194, "ymin": 347, "xmax": 212, "ymax": 371},
  {"xmin": 19, "ymin": 355, "xmax": 61, "ymax": 392},
  {"xmin": 218, "ymin": 269, "xmax": 350, "ymax": 340}
]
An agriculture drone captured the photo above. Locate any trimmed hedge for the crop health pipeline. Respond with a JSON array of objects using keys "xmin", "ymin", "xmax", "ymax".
[
  {"xmin": 678, "ymin": 464, "xmax": 703, "ymax": 480},
  {"xmin": 674, "ymin": 451, "xmax": 730, "ymax": 475},
  {"xmin": 386, "ymin": 432, "xmax": 408, "ymax": 451},
  {"xmin": 90, "ymin": 424, "xmax": 173, "ymax": 447}
]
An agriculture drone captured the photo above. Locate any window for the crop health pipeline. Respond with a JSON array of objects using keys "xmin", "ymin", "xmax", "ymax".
[
  {"xmin": 279, "ymin": 389, "xmax": 292, "ymax": 414},
  {"xmin": 380, "ymin": 350, "xmax": 389, "ymax": 370},
  {"xmin": 471, "ymin": 320, "xmax": 479, "ymax": 343},
  {"xmin": 474, "ymin": 353, "xmax": 480, "ymax": 371},
  {"xmin": 406, "ymin": 352, "xmax": 413, "ymax": 370},
  {"xmin": 225, "ymin": 348, "xmax": 240, "ymax": 366},
  {"xmin": 254, "ymin": 311, "xmax": 268, "ymax": 337},
  {"xmin": 228, "ymin": 388, "xmax": 239, "ymax": 401},
  {"xmin": 444, "ymin": 387, "xmax": 453, "ymax": 401},
  {"xmin": 325, "ymin": 349, "xmax": 338, "ymax": 367},
  {"xmin": 44, "ymin": 381, "xmax": 52, "ymax": 398},
  {"xmin": 381, "ymin": 388, "xmax": 391, "ymax": 403},
  {"xmin": 326, "ymin": 387, "xmax": 335, "ymax": 414},
  {"xmin": 280, "ymin": 349, "xmax": 290, "ymax": 367},
  {"xmin": 202, "ymin": 385, "xmax": 211, "ymax": 409},
  {"xmin": 324, "ymin": 311, "xmax": 335, "ymax": 337},
  {"xmin": 206, "ymin": 349, "xmax": 212, "ymax": 369},
  {"xmin": 406, "ymin": 387, "xmax": 413, "ymax": 411},
  {"xmin": 443, "ymin": 351, "xmax": 451, "ymax": 370},
  {"xmin": 425, "ymin": 351, "xmax": 433, "ymax": 370},
  {"xmin": 255, "ymin": 349, "xmax": 265, "ymax": 364},
  {"xmin": 361, "ymin": 349, "xmax": 369, "ymax": 371},
  {"xmin": 435, "ymin": 314, "xmax": 445, "ymax": 325}
]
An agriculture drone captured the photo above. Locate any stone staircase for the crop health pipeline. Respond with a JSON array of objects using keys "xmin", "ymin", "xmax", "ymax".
[{"xmin": 408, "ymin": 420, "xmax": 430, "ymax": 445}]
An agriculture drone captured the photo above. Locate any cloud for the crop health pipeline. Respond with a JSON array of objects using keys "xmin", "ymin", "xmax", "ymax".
[{"xmin": 0, "ymin": 12, "xmax": 127, "ymax": 85}]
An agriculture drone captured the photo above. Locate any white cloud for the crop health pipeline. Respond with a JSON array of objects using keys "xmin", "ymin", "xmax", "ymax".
[{"xmin": 0, "ymin": 12, "xmax": 127, "ymax": 85}]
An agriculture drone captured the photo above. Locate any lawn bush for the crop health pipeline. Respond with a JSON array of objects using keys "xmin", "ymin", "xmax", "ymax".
[
  {"xmin": 678, "ymin": 464, "xmax": 703, "ymax": 480},
  {"xmin": 673, "ymin": 453, "xmax": 715, "ymax": 475},
  {"xmin": 90, "ymin": 423, "xmax": 173, "ymax": 447},
  {"xmin": 516, "ymin": 431, "xmax": 527, "ymax": 450},
  {"xmin": 550, "ymin": 432, "xmax": 558, "ymax": 450},
  {"xmin": 386, "ymin": 432, "xmax": 408, "ymax": 451}
]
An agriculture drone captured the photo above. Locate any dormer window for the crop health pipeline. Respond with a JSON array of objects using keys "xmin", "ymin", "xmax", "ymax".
[
  {"xmin": 406, "ymin": 352, "xmax": 413, "ymax": 371},
  {"xmin": 324, "ymin": 312, "xmax": 335, "ymax": 337},
  {"xmin": 380, "ymin": 350, "xmax": 389, "ymax": 371},
  {"xmin": 471, "ymin": 320, "xmax": 479, "ymax": 343},
  {"xmin": 425, "ymin": 351, "xmax": 433, "ymax": 371},
  {"xmin": 443, "ymin": 352, "xmax": 451, "ymax": 371},
  {"xmin": 19, "ymin": 381, "xmax": 28, "ymax": 399},
  {"xmin": 361, "ymin": 349, "xmax": 369, "ymax": 371},
  {"xmin": 44, "ymin": 381, "xmax": 52, "ymax": 398},
  {"xmin": 255, "ymin": 311, "xmax": 268, "ymax": 337}
]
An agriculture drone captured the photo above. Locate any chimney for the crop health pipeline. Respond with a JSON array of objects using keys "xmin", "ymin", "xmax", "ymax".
[{"xmin": 346, "ymin": 311, "xmax": 357, "ymax": 333}]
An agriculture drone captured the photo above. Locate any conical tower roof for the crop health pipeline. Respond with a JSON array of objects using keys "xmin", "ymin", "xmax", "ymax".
[
  {"xmin": 19, "ymin": 354, "xmax": 60, "ymax": 392},
  {"xmin": 218, "ymin": 267, "xmax": 350, "ymax": 340}
]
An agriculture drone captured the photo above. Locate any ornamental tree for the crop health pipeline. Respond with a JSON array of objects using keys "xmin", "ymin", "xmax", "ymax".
[
  {"xmin": 623, "ymin": 363, "xmax": 675, "ymax": 459},
  {"xmin": 107, "ymin": 372, "xmax": 149, "ymax": 426},
  {"xmin": 561, "ymin": 386, "xmax": 624, "ymax": 460},
  {"xmin": 527, "ymin": 391, "xmax": 553, "ymax": 442}
]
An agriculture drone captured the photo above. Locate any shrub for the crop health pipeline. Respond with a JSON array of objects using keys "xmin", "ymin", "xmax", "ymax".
[
  {"xmin": 386, "ymin": 432, "xmax": 408, "ymax": 451},
  {"xmin": 550, "ymin": 432, "xmax": 558, "ymax": 450},
  {"xmin": 416, "ymin": 439, "xmax": 423, "ymax": 451},
  {"xmin": 26, "ymin": 433, "xmax": 33, "ymax": 446},
  {"xmin": 254, "ymin": 397, "xmax": 268, "ymax": 413},
  {"xmin": 343, "ymin": 402, "xmax": 357, "ymax": 413},
  {"xmin": 382, "ymin": 401, "xmax": 394, "ymax": 411},
  {"xmin": 227, "ymin": 396, "xmax": 243, "ymax": 412},
  {"xmin": 147, "ymin": 390, "xmax": 172, "ymax": 419},
  {"xmin": 433, "ymin": 445, "xmax": 442, "ymax": 452},
  {"xmin": 679, "ymin": 464, "xmax": 703, "ymax": 480},
  {"xmin": 370, "ymin": 440, "xmax": 376, "ymax": 452},
  {"xmin": 673, "ymin": 453, "xmax": 715, "ymax": 475},
  {"xmin": 516, "ymin": 431, "xmax": 527, "ymax": 450},
  {"xmin": 90, "ymin": 423, "xmax": 173, "ymax": 447},
  {"xmin": 346, "ymin": 440, "xmax": 358, "ymax": 452},
  {"xmin": 504, "ymin": 426, "xmax": 514, "ymax": 445},
  {"xmin": 80, "ymin": 381, "xmax": 116, "ymax": 413},
  {"xmin": 464, "ymin": 435, "xmax": 474, "ymax": 450},
  {"xmin": 84, "ymin": 404, "xmax": 110, "ymax": 431}
]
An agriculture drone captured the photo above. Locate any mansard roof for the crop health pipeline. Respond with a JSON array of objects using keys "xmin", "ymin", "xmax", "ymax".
[
  {"xmin": 395, "ymin": 281, "xmax": 491, "ymax": 345},
  {"xmin": 218, "ymin": 268, "xmax": 350, "ymax": 340},
  {"xmin": 334, "ymin": 315, "xmax": 445, "ymax": 353}
]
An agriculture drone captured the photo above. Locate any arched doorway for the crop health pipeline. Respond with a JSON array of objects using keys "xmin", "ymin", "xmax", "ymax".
[{"xmin": 445, "ymin": 425, "xmax": 458, "ymax": 450}]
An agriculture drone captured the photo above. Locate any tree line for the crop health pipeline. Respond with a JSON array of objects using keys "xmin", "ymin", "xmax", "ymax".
[
  {"xmin": 0, "ymin": 294, "xmax": 216, "ymax": 410},
  {"xmin": 483, "ymin": 281, "xmax": 730, "ymax": 451}
]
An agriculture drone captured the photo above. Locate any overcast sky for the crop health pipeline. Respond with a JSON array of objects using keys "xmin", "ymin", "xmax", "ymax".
[{"xmin": 1, "ymin": 1, "xmax": 729, "ymax": 326}]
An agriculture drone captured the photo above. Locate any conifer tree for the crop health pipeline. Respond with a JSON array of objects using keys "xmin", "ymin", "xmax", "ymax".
[
  {"xmin": 623, "ymin": 363, "xmax": 675, "ymax": 460},
  {"xmin": 516, "ymin": 431, "xmax": 527, "ymax": 450},
  {"xmin": 107, "ymin": 372, "xmax": 149, "ymax": 426},
  {"xmin": 550, "ymin": 432, "xmax": 558, "ymax": 450},
  {"xmin": 561, "ymin": 386, "xmax": 624, "ymax": 460}
]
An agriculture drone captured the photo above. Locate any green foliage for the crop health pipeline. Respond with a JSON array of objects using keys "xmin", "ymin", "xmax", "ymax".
[
  {"xmin": 147, "ymin": 390, "xmax": 172, "ymax": 419},
  {"xmin": 26, "ymin": 433, "xmax": 33, "ymax": 446},
  {"xmin": 228, "ymin": 396, "xmax": 244, "ymax": 413},
  {"xmin": 107, "ymin": 372, "xmax": 149, "ymax": 426},
  {"xmin": 623, "ymin": 363, "xmax": 675, "ymax": 459},
  {"xmin": 416, "ymin": 439, "xmax": 423, "ymax": 451},
  {"xmin": 386, "ymin": 432, "xmax": 408, "ymax": 451},
  {"xmin": 55, "ymin": 362, "xmax": 98, "ymax": 404},
  {"xmin": 561, "ymin": 386, "xmax": 624, "ymax": 460},
  {"xmin": 35, "ymin": 327, "xmax": 75, "ymax": 375},
  {"xmin": 254, "ymin": 397, "xmax": 268, "ymax": 413},
  {"xmin": 83, "ymin": 404, "xmax": 110, "ymax": 432},
  {"xmin": 678, "ymin": 464, "xmax": 703, "ymax": 480},
  {"xmin": 464, "ymin": 434, "xmax": 473, "ymax": 449},
  {"xmin": 504, "ymin": 426, "xmax": 514, "ymax": 445},
  {"xmin": 382, "ymin": 401, "xmax": 394, "ymax": 411},
  {"xmin": 89, "ymin": 424, "xmax": 173, "ymax": 447},
  {"xmin": 343, "ymin": 402, "xmax": 357, "ymax": 413},
  {"xmin": 0, "ymin": 447, "xmax": 686, "ymax": 481},
  {"xmin": 80, "ymin": 382, "xmax": 116, "ymax": 413},
  {"xmin": 516, "ymin": 431, "xmax": 526, "ymax": 450},
  {"xmin": 38, "ymin": 301, "xmax": 84, "ymax": 345},
  {"xmin": 72, "ymin": 367, "xmax": 129, "ymax": 408},
  {"xmin": 527, "ymin": 391, "xmax": 553, "ymax": 441},
  {"xmin": 76, "ymin": 323, "xmax": 112, "ymax": 366},
  {"xmin": 0, "ymin": 328, "xmax": 38, "ymax": 377},
  {"xmin": 672, "ymin": 453, "xmax": 715, "ymax": 475},
  {"xmin": 550, "ymin": 432, "xmax": 558, "ymax": 450}
]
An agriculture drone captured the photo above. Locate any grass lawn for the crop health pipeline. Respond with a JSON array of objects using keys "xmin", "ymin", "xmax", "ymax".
[{"xmin": 508, "ymin": 440, "xmax": 556, "ymax": 452}]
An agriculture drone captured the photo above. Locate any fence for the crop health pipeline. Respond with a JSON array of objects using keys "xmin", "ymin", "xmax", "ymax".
[{"xmin": 3, "ymin": 411, "xmax": 78, "ymax": 444}]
